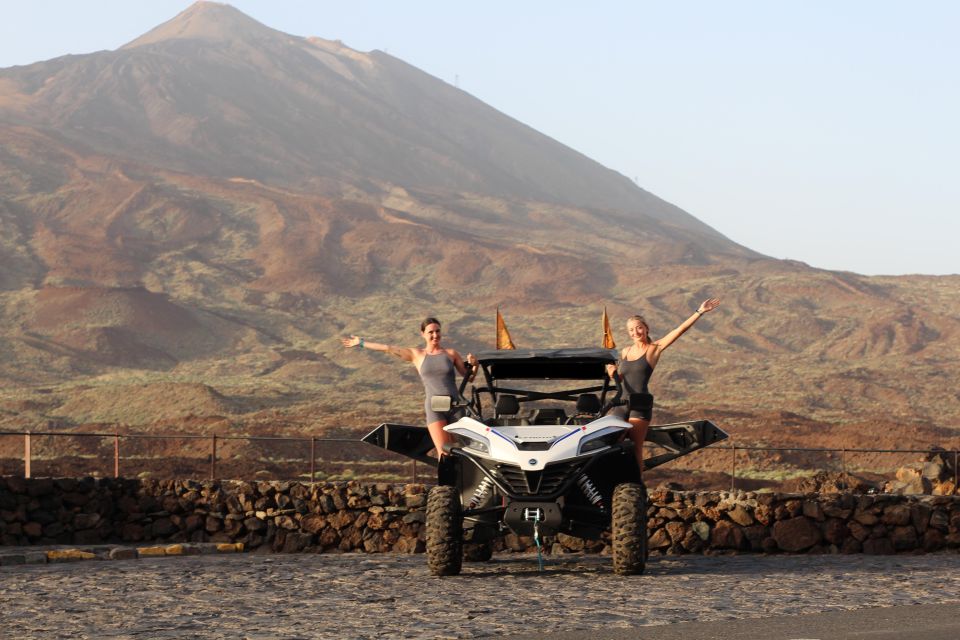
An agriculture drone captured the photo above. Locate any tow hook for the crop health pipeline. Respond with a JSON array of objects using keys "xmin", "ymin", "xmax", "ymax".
[
  {"xmin": 524, "ymin": 508, "xmax": 544, "ymax": 571},
  {"xmin": 522, "ymin": 507, "xmax": 545, "ymax": 522}
]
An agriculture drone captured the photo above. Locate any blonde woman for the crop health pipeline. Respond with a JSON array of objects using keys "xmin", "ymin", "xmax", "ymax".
[{"xmin": 608, "ymin": 298, "xmax": 720, "ymax": 474}]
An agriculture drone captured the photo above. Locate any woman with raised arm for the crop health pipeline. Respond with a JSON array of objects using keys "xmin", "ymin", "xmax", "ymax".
[
  {"xmin": 607, "ymin": 298, "xmax": 721, "ymax": 476},
  {"xmin": 342, "ymin": 317, "xmax": 477, "ymax": 457}
]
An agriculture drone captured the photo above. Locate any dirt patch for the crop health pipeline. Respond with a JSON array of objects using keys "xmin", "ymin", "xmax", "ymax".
[
  {"xmin": 31, "ymin": 286, "xmax": 198, "ymax": 333},
  {"xmin": 21, "ymin": 286, "xmax": 243, "ymax": 368}
]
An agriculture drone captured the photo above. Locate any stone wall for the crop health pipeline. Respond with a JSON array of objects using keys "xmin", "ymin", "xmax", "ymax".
[{"xmin": 2, "ymin": 476, "xmax": 960, "ymax": 555}]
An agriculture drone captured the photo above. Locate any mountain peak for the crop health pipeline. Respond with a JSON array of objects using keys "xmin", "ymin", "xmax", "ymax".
[{"xmin": 122, "ymin": 1, "xmax": 286, "ymax": 49}]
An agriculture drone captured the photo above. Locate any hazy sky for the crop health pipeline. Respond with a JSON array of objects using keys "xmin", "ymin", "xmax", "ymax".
[{"xmin": 2, "ymin": 1, "xmax": 958, "ymax": 276}]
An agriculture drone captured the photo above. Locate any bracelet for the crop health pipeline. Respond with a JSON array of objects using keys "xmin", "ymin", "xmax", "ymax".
[
  {"xmin": 358, "ymin": 337, "xmax": 365, "ymax": 349},
  {"xmin": 695, "ymin": 310, "xmax": 703, "ymax": 316}
]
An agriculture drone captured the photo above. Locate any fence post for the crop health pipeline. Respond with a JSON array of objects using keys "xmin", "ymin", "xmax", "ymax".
[
  {"xmin": 24, "ymin": 431, "xmax": 31, "ymax": 479},
  {"xmin": 114, "ymin": 433, "xmax": 120, "ymax": 479},
  {"xmin": 310, "ymin": 437, "xmax": 316, "ymax": 484},
  {"xmin": 730, "ymin": 442, "xmax": 736, "ymax": 491},
  {"xmin": 412, "ymin": 459, "xmax": 418, "ymax": 484},
  {"xmin": 211, "ymin": 434, "xmax": 217, "ymax": 480},
  {"xmin": 841, "ymin": 448, "xmax": 847, "ymax": 490}
]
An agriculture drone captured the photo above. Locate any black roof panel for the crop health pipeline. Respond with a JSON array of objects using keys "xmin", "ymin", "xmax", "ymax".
[{"xmin": 475, "ymin": 347, "xmax": 617, "ymax": 380}]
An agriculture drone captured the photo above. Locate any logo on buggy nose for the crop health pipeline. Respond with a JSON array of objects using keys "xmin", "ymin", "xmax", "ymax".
[{"xmin": 528, "ymin": 459, "xmax": 538, "ymax": 465}]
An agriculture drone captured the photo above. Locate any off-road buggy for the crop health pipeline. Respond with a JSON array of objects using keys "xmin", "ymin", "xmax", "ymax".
[{"xmin": 363, "ymin": 347, "xmax": 727, "ymax": 575}]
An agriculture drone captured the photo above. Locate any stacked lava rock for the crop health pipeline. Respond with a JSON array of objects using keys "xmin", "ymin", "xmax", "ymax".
[
  {"xmin": 885, "ymin": 449, "xmax": 958, "ymax": 496},
  {"xmin": 2, "ymin": 476, "xmax": 960, "ymax": 555},
  {"xmin": 0, "ymin": 476, "xmax": 429, "ymax": 553},
  {"xmin": 541, "ymin": 488, "xmax": 960, "ymax": 556}
]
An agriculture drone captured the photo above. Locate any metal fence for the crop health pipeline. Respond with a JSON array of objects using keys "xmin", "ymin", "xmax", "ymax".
[
  {"xmin": 1, "ymin": 430, "xmax": 957, "ymax": 490},
  {"xmin": 1, "ymin": 430, "xmax": 423, "ymax": 484}
]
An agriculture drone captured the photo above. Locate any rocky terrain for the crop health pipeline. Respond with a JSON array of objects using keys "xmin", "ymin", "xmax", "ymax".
[
  {"xmin": 3, "ymin": 553, "xmax": 958, "ymax": 639},
  {"xmin": 0, "ymin": 2, "xmax": 958, "ymax": 483}
]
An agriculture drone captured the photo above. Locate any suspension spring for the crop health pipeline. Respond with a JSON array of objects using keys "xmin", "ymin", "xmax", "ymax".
[
  {"xmin": 467, "ymin": 476, "xmax": 494, "ymax": 509},
  {"xmin": 577, "ymin": 473, "xmax": 603, "ymax": 508}
]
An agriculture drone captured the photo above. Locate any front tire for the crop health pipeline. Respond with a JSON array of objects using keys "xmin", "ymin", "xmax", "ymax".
[
  {"xmin": 426, "ymin": 485, "xmax": 463, "ymax": 576},
  {"xmin": 611, "ymin": 482, "xmax": 647, "ymax": 575}
]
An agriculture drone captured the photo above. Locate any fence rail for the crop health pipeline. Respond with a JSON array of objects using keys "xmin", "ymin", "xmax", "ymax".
[
  {"xmin": 1, "ymin": 430, "xmax": 957, "ymax": 490},
  {"xmin": 1, "ymin": 430, "xmax": 421, "ymax": 484}
]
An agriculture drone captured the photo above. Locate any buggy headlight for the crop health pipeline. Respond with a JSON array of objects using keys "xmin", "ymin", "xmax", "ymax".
[
  {"xmin": 578, "ymin": 427, "xmax": 623, "ymax": 455},
  {"xmin": 447, "ymin": 428, "xmax": 490, "ymax": 454}
]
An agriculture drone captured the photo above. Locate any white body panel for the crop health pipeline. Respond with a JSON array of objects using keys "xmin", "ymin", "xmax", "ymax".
[{"xmin": 444, "ymin": 415, "xmax": 631, "ymax": 471}]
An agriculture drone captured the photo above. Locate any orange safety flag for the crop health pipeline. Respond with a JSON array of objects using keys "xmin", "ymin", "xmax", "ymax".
[
  {"xmin": 496, "ymin": 306, "xmax": 516, "ymax": 350},
  {"xmin": 602, "ymin": 306, "xmax": 616, "ymax": 349}
]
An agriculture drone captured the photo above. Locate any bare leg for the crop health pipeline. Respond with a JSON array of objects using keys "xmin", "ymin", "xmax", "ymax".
[
  {"xmin": 628, "ymin": 417, "xmax": 650, "ymax": 477},
  {"xmin": 427, "ymin": 420, "xmax": 453, "ymax": 458}
]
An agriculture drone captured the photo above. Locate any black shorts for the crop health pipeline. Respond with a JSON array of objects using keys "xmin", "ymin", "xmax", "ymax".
[{"xmin": 610, "ymin": 405, "xmax": 652, "ymax": 422}]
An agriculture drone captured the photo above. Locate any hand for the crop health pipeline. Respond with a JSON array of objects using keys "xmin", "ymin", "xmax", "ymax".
[
  {"xmin": 341, "ymin": 335, "xmax": 361, "ymax": 348},
  {"xmin": 465, "ymin": 353, "xmax": 478, "ymax": 378},
  {"xmin": 697, "ymin": 298, "xmax": 720, "ymax": 315},
  {"xmin": 605, "ymin": 363, "xmax": 617, "ymax": 379}
]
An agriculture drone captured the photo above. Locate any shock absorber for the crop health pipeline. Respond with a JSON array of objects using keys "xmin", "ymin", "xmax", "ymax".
[
  {"xmin": 577, "ymin": 473, "xmax": 604, "ymax": 508},
  {"xmin": 467, "ymin": 476, "xmax": 493, "ymax": 509}
]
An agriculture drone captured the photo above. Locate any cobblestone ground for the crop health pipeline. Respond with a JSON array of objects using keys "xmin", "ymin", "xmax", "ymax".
[{"xmin": 3, "ymin": 552, "xmax": 960, "ymax": 639}]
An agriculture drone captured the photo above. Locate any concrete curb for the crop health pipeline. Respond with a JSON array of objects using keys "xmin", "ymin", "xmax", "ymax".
[{"xmin": 0, "ymin": 542, "xmax": 244, "ymax": 566}]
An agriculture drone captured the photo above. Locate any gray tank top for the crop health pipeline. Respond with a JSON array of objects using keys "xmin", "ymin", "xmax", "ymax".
[
  {"xmin": 618, "ymin": 353, "xmax": 653, "ymax": 395},
  {"xmin": 419, "ymin": 352, "xmax": 459, "ymax": 400}
]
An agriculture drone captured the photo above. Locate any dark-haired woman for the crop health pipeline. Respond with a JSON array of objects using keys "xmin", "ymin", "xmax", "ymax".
[
  {"xmin": 342, "ymin": 317, "xmax": 476, "ymax": 457},
  {"xmin": 607, "ymin": 298, "xmax": 720, "ymax": 476}
]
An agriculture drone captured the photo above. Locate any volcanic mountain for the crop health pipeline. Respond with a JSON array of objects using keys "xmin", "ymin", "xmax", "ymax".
[{"xmin": 0, "ymin": 2, "xmax": 958, "ymax": 460}]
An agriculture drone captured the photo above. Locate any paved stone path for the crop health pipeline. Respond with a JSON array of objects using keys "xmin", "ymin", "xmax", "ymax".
[
  {"xmin": 515, "ymin": 604, "xmax": 960, "ymax": 640},
  {"xmin": 2, "ymin": 551, "xmax": 959, "ymax": 639}
]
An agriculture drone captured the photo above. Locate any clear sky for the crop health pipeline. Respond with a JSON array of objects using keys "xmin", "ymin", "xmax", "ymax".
[{"xmin": 2, "ymin": 1, "xmax": 958, "ymax": 276}]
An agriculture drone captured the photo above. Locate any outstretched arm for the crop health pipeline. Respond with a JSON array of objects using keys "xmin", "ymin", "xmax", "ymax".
[
  {"xmin": 651, "ymin": 298, "xmax": 720, "ymax": 357},
  {"xmin": 342, "ymin": 335, "xmax": 416, "ymax": 362}
]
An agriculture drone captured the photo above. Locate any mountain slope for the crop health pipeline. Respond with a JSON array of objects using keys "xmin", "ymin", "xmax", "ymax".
[
  {"xmin": 0, "ymin": 2, "xmax": 957, "ymax": 455},
  {"xmin": 0, "ymin": 2, "xmax": 746, "ymax": 252}
]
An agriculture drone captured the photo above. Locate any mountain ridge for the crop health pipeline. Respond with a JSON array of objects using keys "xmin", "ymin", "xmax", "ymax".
[
  {"xmin": 122, "ymin": 1, "xmax": 288, "ymax": 49},
  {"xmin": 0, "ymin": 2, "xmax": 748, "ymax": 250}
]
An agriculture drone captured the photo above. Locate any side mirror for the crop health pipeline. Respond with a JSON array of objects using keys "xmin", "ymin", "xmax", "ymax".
[
  {"xmin": 628, "ymin": 392, "xmax": 653, "ymax": 412},
  {"xmin": 430, "ymin": 395, "xmax": 453, "ymax": 413}
]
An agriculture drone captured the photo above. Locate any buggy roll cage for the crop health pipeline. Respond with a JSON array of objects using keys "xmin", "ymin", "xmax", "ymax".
[{"xmin": 461, "ymin": 347, "xmax": 623, "ymax": 419}]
